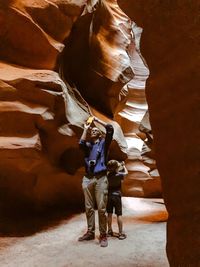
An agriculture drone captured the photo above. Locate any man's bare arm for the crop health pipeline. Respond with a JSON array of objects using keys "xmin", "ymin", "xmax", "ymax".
[
  {"xmin": 80, "ymin": 122, "xmax": 91, "ymax": 141},
  {"xmin": 93, "ymin": 117, "xmax": 107, "ymax": 128}
]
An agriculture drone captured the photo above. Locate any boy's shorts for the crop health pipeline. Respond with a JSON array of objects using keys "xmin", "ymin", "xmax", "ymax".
[{"xmin": 106, "ymin": 192, "xmax": 122, "ymax": 216}]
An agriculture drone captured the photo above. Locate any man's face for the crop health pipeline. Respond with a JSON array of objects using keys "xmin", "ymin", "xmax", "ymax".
[{"xmin": 90, "ymin": 127, "xmax": 101, "ymax": 139}]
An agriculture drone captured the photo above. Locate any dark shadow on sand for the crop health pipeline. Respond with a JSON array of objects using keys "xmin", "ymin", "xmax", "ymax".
[{"xmin": 0, "ymin": 203, "xmax": 83, "ymax": 237}]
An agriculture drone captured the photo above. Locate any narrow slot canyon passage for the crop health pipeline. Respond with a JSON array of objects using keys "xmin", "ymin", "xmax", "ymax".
[
  {"xmin": 0, "ymin": 198, "xmax": 168, "ymax": 267},
  {"xmin": 0, "ymin": 1, "xmax": 199, "ymax": 266}
]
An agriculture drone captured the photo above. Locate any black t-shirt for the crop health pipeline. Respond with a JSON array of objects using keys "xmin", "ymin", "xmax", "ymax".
[{"xmin": 107, "ymin": 171, "xmax": 124, "ymax": 193}]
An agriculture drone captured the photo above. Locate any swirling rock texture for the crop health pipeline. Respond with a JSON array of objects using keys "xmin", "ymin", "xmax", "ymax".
[
  {"xmin": 118, "ymin": 0, "xmax": 200, "ymax": 266},
  {"xmin": 62, "ymin": 0, "xmax": 161, "ymax": 198},
  {"xmin": 0, "ymin": 0, "xmax": 161, "ymax": 213},
  {"xmin": 2, "ymin": 0, "xmax": 199, "ymax": 266},
  {"xmin": 0, "ymin": 0, "xmax": 152, "ymax": 212},
  {"xmin": 0, "ymin": 0, "xmax": 91, "ymax": 211}
]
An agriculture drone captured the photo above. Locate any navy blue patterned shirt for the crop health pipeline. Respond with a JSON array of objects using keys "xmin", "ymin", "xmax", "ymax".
[{"xmin": 79, "ymin": 124, "xmax": 114, "ymax": 175}]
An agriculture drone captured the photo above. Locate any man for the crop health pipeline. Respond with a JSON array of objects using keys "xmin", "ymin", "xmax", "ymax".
[{"xmin": 78, "ymin": 116, "xmax": 114, "ymax": 247}]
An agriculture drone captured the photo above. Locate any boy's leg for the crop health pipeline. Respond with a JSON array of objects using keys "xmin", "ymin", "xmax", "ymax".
[
  {"xmin": 107, "ymin": 213, "xmax": 113, "ymax": 231},
  {"xmin": 107, "ymin": 213, "xmax": 113, "ymax": 235},
  {"xmin": 107, "ymin": 193, "xmax": 114, "ymax": 236},
  {"xmin": 115, "ymin": 195, "xmax": 126, "ymax": 239},
  {"xmin": 117, "ymin": 215, "xmax": 126, "ymax": 239},
  {"xmin": 117, "ymin": 215, "xmax": 123, "ymax": 234},
  {"xmin": 114, "ymin": 195, "xmax": 122, "ymax": 233},
  {"xmin": 107, "ymin": 194, "xmax": 114, "ymax": 233}
]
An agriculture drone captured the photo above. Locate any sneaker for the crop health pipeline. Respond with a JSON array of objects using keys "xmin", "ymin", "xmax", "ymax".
[
  {"xmin": 99, "ymin": 234, "xmax": 108, "ymax": 247},
  {"xmin": 78, "ymin": 231, "xmax": 95, "ymax": 241},
  {"xmin": 118, "ymin": 233, "xmax": 127, "ymax": 240},
  {"xmin": 107, "ymin": 230, "xmax": 113, "ymax": 237}
]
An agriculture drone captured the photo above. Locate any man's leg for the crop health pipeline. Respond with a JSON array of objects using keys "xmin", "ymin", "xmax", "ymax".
[
  {"xmin": 95, "ymin": 175, "xmax": 108, "ymax": 234},
  {"xmin": 79, "ymin": 176, "xmax": 96, "ymax": 241},
  {"xmin": 95, "ymin": 175, "xmax": 108, "ymax": 247}
]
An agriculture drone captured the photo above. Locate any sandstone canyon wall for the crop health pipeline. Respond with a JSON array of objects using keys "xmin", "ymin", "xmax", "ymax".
[
  {"xmin": 0, "ymin": 0, "xmax": 93, "ymax": 212},
  {"xmin": 1, "ymin": 0, "xmax": 199, "ymax": 266},
  {"xmin": 118, "ymin": 0, "xmax": 200, "ymax": 266},
  {"xmin": 62, "ymin": 0, "xmax": 161, "ymax": 198},
  {"xmin": 0, "ymin": 0, "xmax": 161, "ymax": 214}
]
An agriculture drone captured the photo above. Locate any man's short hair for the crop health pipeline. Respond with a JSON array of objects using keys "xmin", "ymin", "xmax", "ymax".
[{"xmin": 90, "ymin": 127, "xmax": 102, "ymax": 135}]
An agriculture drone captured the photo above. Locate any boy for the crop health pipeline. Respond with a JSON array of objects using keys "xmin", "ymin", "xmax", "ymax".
[{"xmin": 106, "ymin": 160, "xmax": 128, "ymax": 240}]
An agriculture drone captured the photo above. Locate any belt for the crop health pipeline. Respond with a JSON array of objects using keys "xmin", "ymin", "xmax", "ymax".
[{"xmin": 86, "ymin": 171, "xmax": 107, "ymax": 179}]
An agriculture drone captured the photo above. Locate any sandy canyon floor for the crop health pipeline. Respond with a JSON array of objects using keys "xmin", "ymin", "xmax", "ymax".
[{"xmin": 0, "ymin": 197, "xmax": 169, "ymax": 267}]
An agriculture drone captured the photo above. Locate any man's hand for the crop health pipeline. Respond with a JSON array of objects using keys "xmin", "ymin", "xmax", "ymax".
[
  {"xmin": 80, "ymin": 121, "xmax": 91, "ymax": 141},
  {"xmin": 86, "ymin": 116, "xmax": 94, "ymax": 125},
  {"xmin": 84, "ymin": 122, "xmax": 91, "ymax": 131}
]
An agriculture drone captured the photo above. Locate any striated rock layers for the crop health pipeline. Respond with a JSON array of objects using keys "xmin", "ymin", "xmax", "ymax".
[
  {"xmin": 0, "ymin": 0, "xmax": 157, "ymax": 211},
  {"xmin": 118, "ymin": 0, "xmax": 200, "ymax": 266},
  {"xmin": 0, "ymin": 0, "xmax": 162, "ymax": 212},
  {"xmin": 0, "ymin": 0, "xmax": 86, "ymax": 69},
  {"xmin": 0, "ymin": 62, "xmax": 85, "ymax": 210},
  {"xmin": 62, "ymin": 0, "xmax": 161, "ymax": 198},
  {"xmin": 0, "ymin": 0, "xmax": 90, "ymax": 211}
]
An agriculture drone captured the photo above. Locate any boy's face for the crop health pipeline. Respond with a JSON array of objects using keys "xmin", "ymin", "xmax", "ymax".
[
  {"xmin": 108, "ymin": 166, "xmax": 114, "ymax": 172},
  {"xmin": 108, "ymin": 163, "xmax": 118, "ymax": 172}
]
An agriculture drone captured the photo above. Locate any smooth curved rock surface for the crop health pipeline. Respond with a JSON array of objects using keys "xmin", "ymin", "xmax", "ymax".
[
  {"xmin": 1, "ymin": 1, "xmax": 161, "ymax": 207},
  {"xmin": 2, "ymin": 0, "xmax": 199, "ymax": 266},
  {"xmin": 0, "ymin": 0, "xmax": 130, "ymax": 210},
  {"xmin": 62, "ymin": 0, "xmax": 134, "ymax": 116},
  {"xmin": 62, "ymin": 0, "xmax": 160, "ymax": 197},
  {"xmin": 0, "ymin": 61, "xmax": 85, "ymax": 209},
  {"xmin": 0, "ymin": 0, "xmax": 86, "ymax": 69},
  {"xmin": 118, "ymin": 0, "xmax": 200, "ymax": 266}
]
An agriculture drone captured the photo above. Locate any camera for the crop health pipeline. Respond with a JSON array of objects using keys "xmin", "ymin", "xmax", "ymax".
[{"xmin": 89, "ymin": 160, "xmax": 96, "ymax": 167}]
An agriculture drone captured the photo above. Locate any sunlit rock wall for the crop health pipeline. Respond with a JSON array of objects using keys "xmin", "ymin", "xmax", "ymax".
[
  {"xmin": 118, "ymin": 0, "xmax": 200, "ymax": 266},
  {"xmin": 0, "ymin": 0, "xmax": 162, "ymax": 212},
  {"xmin": 0, "ymin": 0, "xmax": 130, "ymax": 211},
  {"xmin": 0, "ymin": 62, "xmax": 86, "ymax": 210},
  {"xmin": 62, "ymin": 0, "xmax": 161, "ymax": 198},
  {"xmin": 0, "ymin": 0, "xmax": 90, "ymax": 210},
  {"xmin": 0, "ymin": 0, "xmax": 86, "ymax": 69},
  {"xmin": 114, "ymin": 25, "xmax": 161, "ymax": 198}
]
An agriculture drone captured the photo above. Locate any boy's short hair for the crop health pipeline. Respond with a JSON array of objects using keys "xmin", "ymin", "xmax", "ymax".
[{"xmin": 107, "ymin": 160, "xmax": 120, "ymax": 170}]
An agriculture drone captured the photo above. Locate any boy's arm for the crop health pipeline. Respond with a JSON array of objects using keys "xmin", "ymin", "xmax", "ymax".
[{"xmin": 118, "ymin": 161, "xmax": 128, "ymax": 176}]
